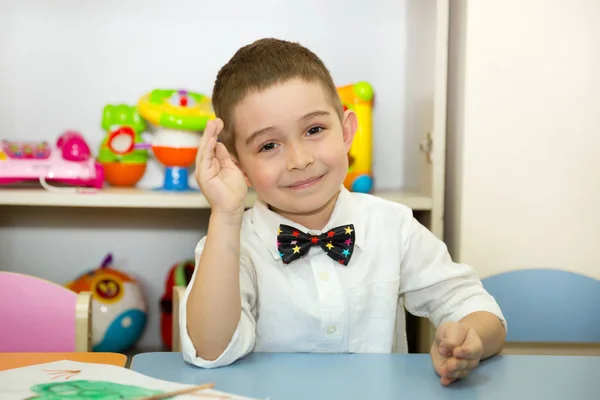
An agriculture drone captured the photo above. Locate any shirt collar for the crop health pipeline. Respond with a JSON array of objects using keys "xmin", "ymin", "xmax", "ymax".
[{"xmin": 251, "ymin": 186, "xmax": 366, "ymax": 260}]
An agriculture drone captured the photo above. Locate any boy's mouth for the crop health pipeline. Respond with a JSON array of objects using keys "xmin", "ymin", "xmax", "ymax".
[{"xmin": 286, "ymin": 174, "xmax": 325, "ymax": 190}]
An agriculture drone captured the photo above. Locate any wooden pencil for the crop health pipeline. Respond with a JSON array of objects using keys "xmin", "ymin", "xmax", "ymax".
[{"xmin": 134, "ymin": 383, "xmax": 216, "ymax": 399}]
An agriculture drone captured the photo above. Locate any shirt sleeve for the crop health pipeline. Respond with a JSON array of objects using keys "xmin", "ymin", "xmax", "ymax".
[
  {"xmin": 399, "ymin": 216, "xmax": 507, "ymax": 331},
  {"xmin": 179, "ymin": 237, "xmax": 258, "ymax": 368}
]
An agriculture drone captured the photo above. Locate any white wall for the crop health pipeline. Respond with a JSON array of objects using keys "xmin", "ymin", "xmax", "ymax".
[
  {"xmin": 0, "ymin": 0, "xmax": 438, "ymax": 191},
  {"xmin": 446, "ymin": 0, "xmax": 600, "ymax": 281},
  {"xmin": 0, "ymin": 0, "xmax": 439, "ymax": 349}
]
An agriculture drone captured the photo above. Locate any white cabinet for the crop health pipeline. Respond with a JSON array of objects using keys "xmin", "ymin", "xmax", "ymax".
[
  {"xmin": 0, "ymin": 0, "xmax": 449, "ymax": 353},
  {"xmin": 446, "ymin": 0, "xmax": 600, "ymax": 353}
]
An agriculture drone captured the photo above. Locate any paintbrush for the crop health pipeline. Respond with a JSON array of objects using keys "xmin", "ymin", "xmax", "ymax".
[{"xmin": 134, "ymin": 383, "xmax": 216, "ymax": 399}]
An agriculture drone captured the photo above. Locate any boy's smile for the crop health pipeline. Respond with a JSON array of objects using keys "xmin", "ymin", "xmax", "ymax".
[
  {"xmin": 285, "ymin": 174, "xmax": 325, "ymax": 190},
  {"xmin": 232, "ymin": 78, "xmax": 357, "ymax": 229}
]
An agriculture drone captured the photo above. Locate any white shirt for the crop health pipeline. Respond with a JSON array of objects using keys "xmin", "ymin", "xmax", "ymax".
[{"xmin": 180, "ymin": 187, "xmax": 506, "ymax": 368}]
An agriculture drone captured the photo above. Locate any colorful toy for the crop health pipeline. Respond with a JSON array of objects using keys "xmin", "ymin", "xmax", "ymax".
[
  {"xmin": 98, "ymin": 104, "xmax": 150, "ymax": 187},
  {"xmin": 137, "ymin": 89, "xmax": 215, "ymax": 191},
  {"xmin": 65, "ymin": 253, "xmax": 147, "ymax": 353},
  {"xmin": 337, "ymin": 82, "xmax": 374, "ymax": 193},
  {"xmin": 0, "ymin": 131, "xmax": 104, "ymax": 190},
  {"xmin": 160, "ymin": 259, "xmax": 196, "ymax": 350}
]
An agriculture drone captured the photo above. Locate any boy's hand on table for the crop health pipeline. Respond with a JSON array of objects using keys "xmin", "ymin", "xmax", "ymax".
[{"xmin": 430, "ymin": 321, "xmax": 483, "ymax": 386}]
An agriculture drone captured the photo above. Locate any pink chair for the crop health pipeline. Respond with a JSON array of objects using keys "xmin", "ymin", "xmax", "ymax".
[{"xmin": 0, "ymin": 271, "xmax": 92, "ymax": 352}]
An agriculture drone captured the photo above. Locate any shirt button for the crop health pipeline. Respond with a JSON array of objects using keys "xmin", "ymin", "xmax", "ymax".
[
  {"xmin": 320, "ymin": 272, "xmax": 329, "ymax": 281},
  {"xmin": 327, "ymin": 325, "xmax": 337, "ymax": 334}
]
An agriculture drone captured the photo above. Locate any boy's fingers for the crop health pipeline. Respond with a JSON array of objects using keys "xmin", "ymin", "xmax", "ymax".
[
  {"xmin": 196, "ymin": 119, "xmax": 215, "ymax": 166},
  {"xmin": 450, "ymin": 358, "xmax": 479, "ymax": 374},
  {"xmin": 434, "ymin": 325, "xmax": 452, "ymax": 357},
  {"xmin": 438, "ymin": 341, "xmax": 451, "ymax": 357},
  {"xmin": 202, "ymin": 136, "xmax": 217, "ymax": 171},
  {"xmin": 201, "ymin": 119, "xmax": 216, "ymax": 147},
  {"xmin": 454, "ymin": 330, "xmax": 483, "ymax": 359},
  {"xmin": 434, "ymin": 355, "xmax": 449, "ymax": 374},
  {"xmin": 439, "ymin": 337, "xmax": 461, "ymax": 357},
  {"xmin": 441, "ymin": 326, "xmax": 468, "ymax": 354},
  {"xmin": 454, "ymin": 345, "xmax": 477, "ymax": 359},
  {"xmin": 448, "ymin": 369, "xmax": 470, "ymax": 380},
  {"xmin": 440, "ymin": 376, "xmax": 456, "ymax": 386},
  {"xmin": 441, "ymin": 360, "xmax": 473, "ymax": 385},
  {"xmin": 445, "ymin": 358, "xmax": 469, "ymax": 374},
  {"xmin": 213, "ymin": 118, "xmax": 224, "ymax": 138},
  {"xmin": 198, "ymin": 119, "xmax": 225, "ymax": 170},
  {"xmin": 434, "ymin": 323, "xmax": 448, "ymax": 345},
  {"xmin": 215, "ymin": 142, "xmax": 232, "ymax": 164}
]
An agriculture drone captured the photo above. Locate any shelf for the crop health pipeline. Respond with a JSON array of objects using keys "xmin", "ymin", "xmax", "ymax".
[{"xmin": 0, "ymin": 187, "xmax": 433, "ymax": 210}]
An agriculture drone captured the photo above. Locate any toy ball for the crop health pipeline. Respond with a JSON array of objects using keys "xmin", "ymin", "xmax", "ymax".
[
  {"xmin": 160, "ymin": 259, "xmax": 196, "ymax": 350},
  {"xmin": 352, "ymin": 174, "xmax": 373, "ymax": 193},
  {"xmin": 343, "ymin": 169, "xmax": 373, "ymax": 194},
  {"xmin": 65, "ymin": 253, "xmax": 147, "ymax": 353}
]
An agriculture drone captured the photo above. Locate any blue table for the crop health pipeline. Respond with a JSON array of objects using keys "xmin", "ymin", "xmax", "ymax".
[{"xmin": 131, "ymin": 352, "xmax": 600, "ymax": 399}]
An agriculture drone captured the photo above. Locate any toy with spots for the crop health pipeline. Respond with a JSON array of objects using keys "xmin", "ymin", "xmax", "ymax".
[
  {"xmin": 337, "ymin": 82, "xmax": 374, "ymax": 193},
  {"xmin": 159, "ymin": 259, "xmax": 196, "ymax": 350},
  {"xmin": 65, "ymin": 253, "xmax": 147, "ymax": 353}
]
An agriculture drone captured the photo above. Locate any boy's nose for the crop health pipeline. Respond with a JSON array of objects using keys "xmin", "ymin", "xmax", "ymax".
[{"xmin": 286, "ymin": 144, "xmax": 314, "ymax": 171}]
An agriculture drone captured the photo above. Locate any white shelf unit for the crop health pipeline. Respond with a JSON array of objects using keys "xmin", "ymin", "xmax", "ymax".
[
  {"xmin": 0, "ymin": 188, "xmax": 433, "ymax": 211},
  {"xmin": 0, "ymin": 0, "xmax": 449, "ymax": 354}
]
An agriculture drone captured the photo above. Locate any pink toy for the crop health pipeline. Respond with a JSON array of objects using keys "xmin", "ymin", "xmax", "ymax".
[
  {"xmin": 0, "ymin": 130, "xmax": 104, "ymax": 189},
  {"xmin": 0, "ymin": 271, "xmax": 92, "ymax": 352}
]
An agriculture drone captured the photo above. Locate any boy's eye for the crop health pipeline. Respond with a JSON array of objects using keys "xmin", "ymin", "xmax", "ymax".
[
  {"xmin": 259, "ymin": 142, "xmax": 277, "ymax": 152},
  {"xmin": 307, "ymin": 126, "xmax": 324, "ymax": 136}
]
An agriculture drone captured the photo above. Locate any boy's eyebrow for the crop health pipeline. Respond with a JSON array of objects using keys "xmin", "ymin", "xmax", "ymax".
[
  {"xmin": 300, "ymin": 110, "xmax": 331, "ymax": 121},
  {"xmin": 245, "ymin": 126, "xmax": 276, "ymax": 147}
]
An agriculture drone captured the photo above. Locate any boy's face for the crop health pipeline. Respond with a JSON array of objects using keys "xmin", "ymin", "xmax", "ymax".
[{"xmin": 232, "ymin": 78, "xmax": 356, "ymax": 217}]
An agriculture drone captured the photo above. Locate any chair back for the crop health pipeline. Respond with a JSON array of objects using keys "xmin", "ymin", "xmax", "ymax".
[
  {"xmin": 482, "ymin": 268, "xmax": 600, "ymax": 343},
  {"xmin": 0, "ymin": 271, "xmax": 91, "ymax": 352}
]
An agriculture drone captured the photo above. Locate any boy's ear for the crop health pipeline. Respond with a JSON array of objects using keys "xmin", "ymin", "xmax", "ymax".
[{"xmin": 342, "ymin": 109, "xmax": 358, "ymax": 152}]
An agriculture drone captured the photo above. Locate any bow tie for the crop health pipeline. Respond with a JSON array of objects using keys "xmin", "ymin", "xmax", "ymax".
[{"xmin": 277, "ymin": 224, "xmax": 355, "ymax": 266}]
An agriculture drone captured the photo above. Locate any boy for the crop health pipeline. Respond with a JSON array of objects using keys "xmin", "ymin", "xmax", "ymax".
[{"xmin": 181, "ymin": 38, "xmax": 506, "ymax": 386}]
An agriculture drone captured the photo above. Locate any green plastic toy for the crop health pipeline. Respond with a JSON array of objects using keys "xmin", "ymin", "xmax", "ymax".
[{"xmin": 98, "ymin": 104, "xmax": 151, "ymax": 187}]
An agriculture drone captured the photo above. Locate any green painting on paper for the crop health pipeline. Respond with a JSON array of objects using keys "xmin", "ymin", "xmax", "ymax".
[{"xmin": 24, "ymin": 380, "xmax": 168, "ymax": 400}]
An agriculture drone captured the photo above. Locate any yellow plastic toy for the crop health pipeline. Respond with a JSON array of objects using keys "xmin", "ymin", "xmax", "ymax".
[{"xmin": 337, "ymin": 81, "xmax": 374, "ymax": 193}]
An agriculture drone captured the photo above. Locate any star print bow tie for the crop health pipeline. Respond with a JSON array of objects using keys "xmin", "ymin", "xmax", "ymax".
[{"xmin": 277, "ymin": 224, "xmax": 355, "ymax": 266}]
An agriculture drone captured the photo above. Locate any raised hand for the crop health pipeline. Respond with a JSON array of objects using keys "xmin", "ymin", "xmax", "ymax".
[{"xmin": 194, "ymin": 118, "xmax": 247, "ymax": 214}]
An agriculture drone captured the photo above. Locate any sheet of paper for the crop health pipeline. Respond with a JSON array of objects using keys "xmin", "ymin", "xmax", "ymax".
[{"xmin": 0, "ymin": 360, "xmax": 265, "ymax": 399}]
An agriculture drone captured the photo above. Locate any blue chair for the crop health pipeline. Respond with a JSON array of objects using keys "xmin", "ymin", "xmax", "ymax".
[{"xmin": 482, "ymin": 268, "xmax": 600, "ymax": 355}]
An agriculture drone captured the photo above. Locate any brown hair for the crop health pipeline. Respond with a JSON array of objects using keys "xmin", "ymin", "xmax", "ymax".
[{"xmin": 212, "ymin": 38, "xmax": 343, "ymax": 158}]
